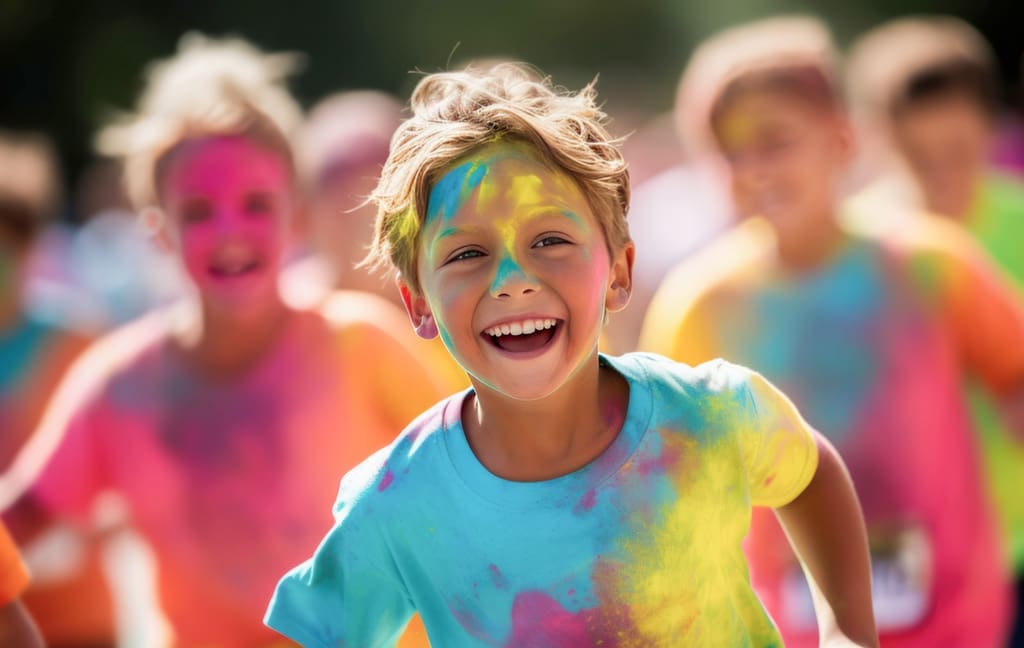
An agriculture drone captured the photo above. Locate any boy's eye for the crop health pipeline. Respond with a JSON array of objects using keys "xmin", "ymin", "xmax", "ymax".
[
  {"xmin": 534, "ymin": 235, "xmax": 569, "ymax": 248},
  {"xmin": 446, "ymin": 248, "xmax": 485, "ymax": 264},
  {"xmin": 244, "ymin": 193, "xmax": 274, "ymax": 216}
]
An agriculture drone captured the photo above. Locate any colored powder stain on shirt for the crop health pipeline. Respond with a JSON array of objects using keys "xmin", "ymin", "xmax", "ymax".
[
  {"xmin": 378, "ymin": 469, "xmax": 395, "ymax": 492},
  {"xmin": 266, "ymin": 353, "xmax": 816, "ymax": 647},
  {"xmin": 488, "ymin": 564, "xmax": 508, "ymax": 589},
  {"xmin": 574, "ymin": 488, "xmax": 597, "ymax": 515}
]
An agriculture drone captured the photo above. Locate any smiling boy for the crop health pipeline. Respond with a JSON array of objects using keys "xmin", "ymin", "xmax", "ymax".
[{"xmin": 265, "ymin": 62, "xmax": 878, "ymax": 647}]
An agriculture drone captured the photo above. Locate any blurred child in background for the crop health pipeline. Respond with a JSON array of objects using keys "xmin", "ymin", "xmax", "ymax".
[
  {"xmin": 849, "ymin": 16, "xmax": 1024, "ymax": 646},
  {"xmin": 0, "ymin": 129, "xmax": 115, "ymax": 647},
  {"xmin": 282, "ymin": 90, "xmax": 404, "ymax": 308},
  {"xmin": 2, "ymin": 34, "xmax": 454, "ymax": 647},
  {"xmin": 641, "ymin": 16, "xmax": 1024, "ymax": 647},
  {"xmin": 266, "ymin": 61, "xmax": 877, "ymax": 647},
  {"xmin": 284, "ymin": 89, "xmax": 467, "ymax": 390}
]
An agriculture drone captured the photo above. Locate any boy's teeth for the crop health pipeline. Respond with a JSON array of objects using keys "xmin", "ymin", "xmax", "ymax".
[{"xmin": 486, "ymin": 318, "xmax": 556, "ymax": 337}]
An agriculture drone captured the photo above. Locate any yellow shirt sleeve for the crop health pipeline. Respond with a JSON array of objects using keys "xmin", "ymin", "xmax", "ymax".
[{"xmin": 734, "ymin": 368, "xmax": 819, "ymax": 508}]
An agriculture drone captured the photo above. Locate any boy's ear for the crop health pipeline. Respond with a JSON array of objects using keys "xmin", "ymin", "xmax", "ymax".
[
  {"xmin": 397, "ymin": 276, "xmax": 439, "ymax": 340},
  {"xmin": 139, "ymin": 207, "xmax": 175, "ymax": 253},
  {"xmin": 606, "ymin": 240, "xmax": 635, "ymax": 314}
]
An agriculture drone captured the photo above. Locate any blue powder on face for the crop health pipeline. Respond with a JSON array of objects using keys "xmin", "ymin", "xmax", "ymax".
[{"xmin": 426, "ymin": 161, "xmax": 489, "ymax": 224}]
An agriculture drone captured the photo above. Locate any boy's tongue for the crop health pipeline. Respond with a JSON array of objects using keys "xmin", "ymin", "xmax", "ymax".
[{"xmin": 495, "ymin": 327, "xmax": 555, "ymax": 353}]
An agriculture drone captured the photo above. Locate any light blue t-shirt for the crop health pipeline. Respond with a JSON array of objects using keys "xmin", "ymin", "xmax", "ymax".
[{"xmin": 264, "ymin": 353, "xmax": 818, "ymax": 647}]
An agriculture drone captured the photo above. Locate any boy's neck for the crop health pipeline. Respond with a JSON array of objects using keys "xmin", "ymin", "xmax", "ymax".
[
  {"xmin": 177, "ymin": 295, "xmax": 294, "ymax": 379},
  {"xmin": 462, "ymin": 353, "xmax": 629, "ymax": 482},
  {"xmin": 773, "ymin": 211, "xmax": 847, "ymax": 273}
]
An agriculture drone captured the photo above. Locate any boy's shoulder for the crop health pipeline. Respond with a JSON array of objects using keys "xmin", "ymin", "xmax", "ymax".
[
  {"xmin": 331, "ymin": 394, "xmax": 460, "ymax": 519},
  {"xmin": 615, "ymin": 352, "xmax": 752, "ymax": 411}
]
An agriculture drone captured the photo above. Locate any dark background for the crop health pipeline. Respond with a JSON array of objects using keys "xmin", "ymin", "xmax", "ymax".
[{"xmin": 3, "ymin": 0, "xmax": 1023, "ymax": 219}]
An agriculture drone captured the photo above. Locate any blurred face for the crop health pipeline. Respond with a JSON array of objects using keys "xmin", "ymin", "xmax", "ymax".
[
  {"xmin": 714, "ymin": 90, "xmax": 851, "ymax": 235},
  {"xmin": 403, "ymin": 141, "xmax": 632, "ymax": 401},
  {"xmin": 308, "ymin": 162, "xmax": 383, "ymax": 291},
  {"xmin": 159, "ymin": 136, "xmax": 293, "ymax": 311},
  {"xmin": 891, "ymin": 95, "xmax": 992, "ymax": 218}
]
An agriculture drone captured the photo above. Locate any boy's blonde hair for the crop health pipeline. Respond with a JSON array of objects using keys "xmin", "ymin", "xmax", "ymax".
[
  {"xmin": 96, "ymin": 33, "xmax": 304, "ymax": 209},
  {"xmin": 366, "ymin": 62, "xmax": 631, "ymax": 290},
  {"xmin": 846, "ymin": 16, "xmax": 997, "ymax": 121},
  {"xmin": 676, "ymin": 16, "xmax": 841, "ymax": 154}
]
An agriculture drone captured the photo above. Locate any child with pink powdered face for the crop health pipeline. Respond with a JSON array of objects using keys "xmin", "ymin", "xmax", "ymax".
[{"xmin": 2, "ymin": 35, "xmax": 450, "ymax": 647}]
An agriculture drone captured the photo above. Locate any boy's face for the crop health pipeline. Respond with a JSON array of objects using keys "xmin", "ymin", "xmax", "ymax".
[
  {"xmin": 402, "ymin": 140, "xmax": 632, "ymax": 401},
  {"xmin": 714, "ymin": 90, "xmax": 852, "ymax": 235},
  {"xmin": 159, "ymin": 136, "xmax": 294, "ymax": 311},
  {"xmin": 890, "ymin": 95, "xmax": 992, "ymax": 217}
]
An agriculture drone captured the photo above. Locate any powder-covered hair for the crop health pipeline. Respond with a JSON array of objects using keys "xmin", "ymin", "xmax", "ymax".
[
  {"xmin": 365, "ymin": 62, "xmax": 631, "ymax": 289},
  {"xmin": 676, "ymin": 15, "xmax": 842, "ymax": 155},
  {"xmin": 846, "ymin": 16, "xmax": 998, "ymax": 122},
  {"xmin": 96, "ymin": 33, "xmax": 304, "ymax": 209}
]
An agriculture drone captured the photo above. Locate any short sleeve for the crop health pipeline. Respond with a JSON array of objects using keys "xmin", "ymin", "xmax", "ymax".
[
  {"xmin": 934, "ymin": 230, "xmax": 1024, "ymax": 395},
  {"xmin": 265, "ymin": 464, "xmax": 415, "ymax": 647},
  {"xmin": 730, "ymin": 366, "xmax": 819, "ymax": 508},
  {"xmin": 0, "ymin": 341, "xmax": 115, "ymax": 520},
  {"xmin": 0, "ymin": 522, "xmax": 30, "ymax": 605}
]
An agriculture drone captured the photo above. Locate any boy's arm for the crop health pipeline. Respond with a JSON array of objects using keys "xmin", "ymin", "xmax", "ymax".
[
  {"xmin": 775, "ymin": 433, "xmax": 878, "ymax": 648},
  {"xmin": 735, "ymin": 368, "xmax": 877, "ymax": 647}
]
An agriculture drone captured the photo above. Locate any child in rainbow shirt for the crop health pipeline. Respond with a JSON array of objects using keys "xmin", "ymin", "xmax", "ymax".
[{"xmin": 642, "ymin": 16, "xmax": 1024, "ymax": 648}]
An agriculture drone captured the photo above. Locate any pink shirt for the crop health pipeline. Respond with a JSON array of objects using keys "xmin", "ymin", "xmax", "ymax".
[{"xmin": 31, "ymin": 294, "xmax": 454, "ymax": 647}]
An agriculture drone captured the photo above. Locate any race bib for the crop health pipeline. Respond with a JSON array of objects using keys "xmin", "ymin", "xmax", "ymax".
[{"xmin": 780, "ymin": 523, "xmax": 932, "ymax": 633}]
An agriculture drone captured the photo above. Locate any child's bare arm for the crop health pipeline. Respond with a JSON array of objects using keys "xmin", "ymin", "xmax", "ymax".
[
  {"xmin": 775, "ymin": 432, "xmax": 878, "ymax": 648},
  {"xmin": 0, "ymin": 600, "xmax": 44, "ymax": 648}
]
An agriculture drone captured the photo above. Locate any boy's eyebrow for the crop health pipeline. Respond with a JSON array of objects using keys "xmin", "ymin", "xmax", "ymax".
[{"xmin": 435, "ymin": 224, "xmax": 486, "ymax": 241}]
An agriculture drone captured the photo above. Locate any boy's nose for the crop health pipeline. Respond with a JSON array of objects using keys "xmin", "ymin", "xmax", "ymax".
[{"xmin": 490, "ymin": 256, "xmax": 540, "ymax": 299}]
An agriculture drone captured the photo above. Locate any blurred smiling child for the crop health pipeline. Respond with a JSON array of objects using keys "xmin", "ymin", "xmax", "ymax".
[
  {"xmin": 641, "ymin": 16, "xmax": 1024, "ymax": 648},
  {"xmin": 3, "ymin": 34, "xmax": 452, "ymax": 647}
]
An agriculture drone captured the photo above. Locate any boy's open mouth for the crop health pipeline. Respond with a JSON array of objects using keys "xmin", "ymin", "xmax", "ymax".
[
  {"xmin": 482, "ymin": 318, "xmax": 560, "ymax": 354},
  {"xmin": 208, "ymin": 258, "xmax": 263, "ymax": 279}
]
